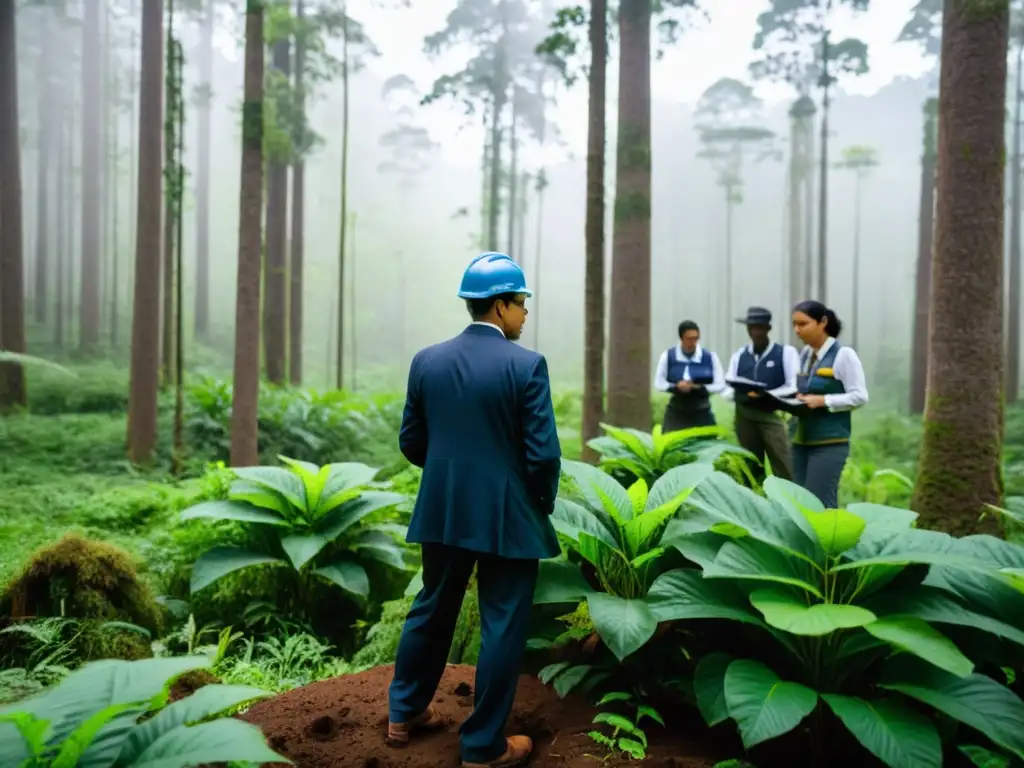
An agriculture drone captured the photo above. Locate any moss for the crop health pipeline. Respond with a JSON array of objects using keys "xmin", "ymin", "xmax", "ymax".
[{"xmin": 1, "ymin": 533, "xmax": 164, "ymax": 636}]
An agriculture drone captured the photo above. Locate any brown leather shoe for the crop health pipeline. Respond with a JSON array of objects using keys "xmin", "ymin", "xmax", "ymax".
[
  {"xmin": 385, "ymin": 706, "xmax": 448, "ymax": 747},
  {"xmin": 461, "ymin": 735, "xmax": 533, "ymax": 767}
]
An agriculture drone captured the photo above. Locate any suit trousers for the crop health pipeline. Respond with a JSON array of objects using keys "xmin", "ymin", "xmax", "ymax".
[
  {"xmin": 734, "ymin": 412, "xmax": 794, "ymax": 482},
  {"xmin": 791, "ymin": 442, "xmax": 850, "ymax": 509},
  {"xmin": 388, "ymin": 543, "xmax": 539, "ymax": 763}
]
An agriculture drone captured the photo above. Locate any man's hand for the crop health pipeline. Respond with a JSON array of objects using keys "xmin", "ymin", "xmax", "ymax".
[
  {"xmin": 676, "ymin": 380, "xmax": 693, "ymax": 393},
  {"xmin": 797, "ymin": 394, "xmax": 826, "ymax": 409}
]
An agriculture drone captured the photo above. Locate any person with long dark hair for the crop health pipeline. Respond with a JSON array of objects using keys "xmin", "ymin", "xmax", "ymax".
[{"xmin": 789, "ymin": 300, "xmax": 869, "ymax": 507}]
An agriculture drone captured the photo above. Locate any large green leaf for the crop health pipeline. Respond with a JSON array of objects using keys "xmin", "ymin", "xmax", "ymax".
[
  {"xmin": 561, "ymin": 459, "xmax": 634, "ymax": 523},
  {"xmin": 667, "ymin": 531, "xmax": 732, "ymax": 569},
  {"xmin": 278, "ymin": 456, "xmax": 330, "ymax": 512},
  {"xmin": 190, "ymin": 548, "xmax": 287, "ymax": 593},
  {"xmin": 959, "ymin": 744, "xmax": 1012, "ymax": 768},
  {"xmin": 688, "ymin": 472, "xmax": 822, "ymax": 564},
  {"xmin": 598, "ymin": 424, "xmax": 654, "ymax": 462},
  {"xmin": 723, "ymin": 659, "xmax": 818, "ymax": 748},
  {"xmin": 704, "ymin": 539, "xmax": 824, "ymax": 597},
  {"xmin": 845, "ymin": 502, "xmax": 918, "ymax": 531},
  {"xmin": 821, "ymin": 694, "xmax": 941, "ymax": 768},
  {"xmin": 763, "ymin": 476, "xmax": 824, "ymax": 513},
  {"xmin": 313, "ymin": 559, "xmax": 370, "ymax": 600},
  {"xmin": 646, "ymin": 569, "xmax": 766, "ymax": 627},
  {"xmin": 694, "ymin": 652, "xmax": 732, "ymax": 727},
  {"xmin": 953, "ymin": 535, "xmax": 1024, "ymax": 570},
  {"xmin": 232, "ymin": 466, "xmax": 307, "ymax": 511},
  {"xmin": 228, "ymin": 480, "xmax": 291, "ymax": 516},
  {"xmin": 129, "ymin": 717, "xmax": 290, "ymax": 766},
  {"xmin": 585, "ymin": 593, "xmax": 658, "ymax": 661},
  {"xmin": 317, "ymin": 462, "xmax": 381, "ymax": 514},
  {"xmin": 180, "ymin": 500, "xmax": 288, "ymax": 527},
  {"xmin": 801, "ymin": 508, "xmax": 866, "ymax": 557},
  {"xmin": 279, "ymin": 533, "xmax": 331, "ymax": 571},
  {"xmin": 620, "ymin": 501, "xmax": 685, "ymax": 561},
  {"xmin": 551, "ymin": 498, "xmax": 619, "ymax": 549},
  {"xmin": 404, "ymin": 569, "xmax": 424, "ymax": 597},
  {"xmin": 864, "ymin": 616, "xmax": 973, "ymax": 678},
  {"xmin": 749, "ymin": 588, "xmax": 875, "ymax": 636},
  {"xmin": 118, "ymin": 684, "xmax": 274, "ymax": 764},
  {"xmin": 350, "ymin": 529, "xmax": 410, "ymax": 570},
  {"xmin": 534, "ymin": 560, "xmax": 593, "ymax": 605},
  {"xmin": 879, "ymin": 656, "xmax": 1024, "ymax": 758},
  {"xmin": 645, "ymin": 463, "xmax": 714, "ymax": 512},
  {"xmin": 319, "ymin": 491, "xmax": 405, "ymax": 540},
  {"xmin": 834, "ymin": 529, "xmax": 986, "ymax": 574}
]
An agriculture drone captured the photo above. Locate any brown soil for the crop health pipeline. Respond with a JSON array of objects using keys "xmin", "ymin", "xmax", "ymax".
[{"xmin": 239, "ymin": 663, "xmax": 724, "ymax": 768}]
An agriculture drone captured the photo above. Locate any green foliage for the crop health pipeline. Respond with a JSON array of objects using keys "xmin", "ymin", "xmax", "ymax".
[
  {"xmin": 660, "ymin": 472, "xmax": 1024, "ymax": 765},
  {"xmin": 586, "ymin": 690, "xmax": 663, "ymax": 759},
  {"xmin": 0, "ymin": 656, "xmax": 287, "ymax": 766},
  {"xmin": 897, "ymin": 0, "xmax": 943, "ymax": 56},
  {"xmin": 180, "ymin": 456, "xmax": 412, "ymax": 614},
  {"xmin": 534, "ymin": 461, "xmax": 713, "ymax": 661},
  {"xmin": 1, "ymin": 535, "xmax": 165, "ymax": 639}
]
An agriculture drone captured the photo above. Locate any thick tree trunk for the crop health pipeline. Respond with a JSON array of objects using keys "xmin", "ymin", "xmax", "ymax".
[
  {"xmin": 34, "ymin": 10, "xmax": 52, "ymax": 325},
  {"xmin": 194, "ymin": 0, "xmax": 213, "ymax": 339},
  {"xmin": 581, "ymin": 0, "xmax": 607, "ymax": 462},
  {"xmin": 912, "ymin": 0, "xmax": 1008, "ymax": 536},
  {"xmin": 289, "ymin": 0, "xmax": 306, "ymax": 385},
  {"xmin": 230, "ymin": 0, "xmax": 266, "ymax": 467},
  {"xmin": 605, "ymin": 0, "xmax": 651, "ymax": 430},
  {"xmin": 127, "ymin": 0, "xmax": 165, "ymax": 464},
  {"xmin": 0, "ymin": 0, "xmax": 26, "ymax": 409},
  {"xmin": 910, "ymin": 98, "xmax": 938, "ymax": 415},
  {"xmin": 80, "ymin": 0, "xmax": 103, "ymax": 352},
  {"xmin": 263, "ymin": 37, "xmax": 290, "ymax": 385}
]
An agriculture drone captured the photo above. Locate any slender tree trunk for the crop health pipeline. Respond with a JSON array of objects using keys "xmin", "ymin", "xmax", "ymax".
[
  {"xmin": 55, "ymin": 118, "xmax": 67, "ymax": 350},
  {"xmin": 817, "ymin": 32, "xmax": 830, "ymax": 301},
  {"xmin": 127, "ymin": 0, "xmax": 138, "ymax": 324},
  {"xmin": 487, "ymin": 82, "xmax": 506, "ymax": 252},
  {"xmin": 34, "ymin": 10, "xmax": 52, "ymax": 325},
  {"xmin": 230, "ymin": 0, "xmax": 266, "ymax": 467},
  {"xmin": 110, "ymin": 64, "xmax": 120, "ymax": 347},
  {"xmin": 263, "ymin": 36, "xmax": 290, "ymax": 385},
  {"xmin": 127, "ymin": 0, "xmax": 165, "ymax": 464},
  {"xmin": 910, "ymin": 98, "xmax": 938, "ymax": 415},
  {"xmin": 605, "ymin": 0, "xmax": 652, "ymax": 430},
  {"xmin": 912, "ymin": 0, "xmax": 1008, "ymax": 536},
  {"xmin": 1007, "ymin": 37, "xmax": 1023, "ymax": 403},
  {"xmin": 0, "ymin": 0, "xmax": 26, "ymax": 409},
  {"xmin": 193, "ymin": 0, "xmax": 213, "ymax": 339},
  {"xmin": 723, "ymin": 187, "xmax": 734, "ymax": 350},
  {"xmin": 581, "ymin": 0, "xmax": 607, "ymax": 461},
  {"xmin": 479, "ymin": 105, "xmax": 490, "ymax": 250},
  {"xmin": 80, "ymin": 0, "xmax": 103, "ymax": 352},
  {"xmin": 289, "ymin": 0, "xmax": 306, "ymax": 385},
  {"xmin": 507, "ymin": 98, "xmax": 518, "ymax": 255},
  {"xmin": 851, "ymin": 172, "xmax": 861, "ymax": 349},
  {"xmin": 786, "ymin": 105, "xmax": 803, "ymax": 345},
  {"xmin": 335, "ymin": 15, "xmax": 350, "ymax": 390}
]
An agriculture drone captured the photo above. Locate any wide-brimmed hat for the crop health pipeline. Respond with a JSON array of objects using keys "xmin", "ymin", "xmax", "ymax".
[{"xmin": 735, "ymin": 306, "xmax": 772, "ymax": 325}]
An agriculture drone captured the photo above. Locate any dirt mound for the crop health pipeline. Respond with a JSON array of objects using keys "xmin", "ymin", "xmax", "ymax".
[{"xmin": 240, "ymin": 664, "xmax": 722, "ymax": 768}]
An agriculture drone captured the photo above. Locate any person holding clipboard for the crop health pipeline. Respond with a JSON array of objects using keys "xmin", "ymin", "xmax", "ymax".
[
  {"xmin": 788, "ymin": 300, "xmax": 869, "ymax": 508},
  {"xmin": 722, "ymin": 306, "xmax": 799, "ymax": 482},
  {"xmin": 653, "ymin": 320, "xmax": 726, "ymax": 431}
]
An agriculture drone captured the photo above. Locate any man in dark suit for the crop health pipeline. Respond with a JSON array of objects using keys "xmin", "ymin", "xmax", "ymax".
[{"xmin": 386, "ymin": 252, "xmax": 562, "ymax": 768}]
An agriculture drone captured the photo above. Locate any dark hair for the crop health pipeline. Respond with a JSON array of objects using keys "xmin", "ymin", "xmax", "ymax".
[
  {"xmin": 792, "ymin": 300, "xmax": 842, "ymax": 338},
  {"xmin": 466, "ymin": 292, "xmax": 518, "ymax": 320},
  {"xmin": 678, "ymin": 320, "xmax": 700, "ymax": 338}
]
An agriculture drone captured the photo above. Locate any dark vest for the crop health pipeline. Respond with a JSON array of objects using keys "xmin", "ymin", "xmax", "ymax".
[
  {"xmin": 790, "ymin": 342, "xmax": 851, "ymax": 445},
  {"xmin": 735, "ymin": 343, "xmax": 787, "ymax": 423},
  {"xmin": 666, "ymin": 347, "xmax": 714, "ymax": 413}
]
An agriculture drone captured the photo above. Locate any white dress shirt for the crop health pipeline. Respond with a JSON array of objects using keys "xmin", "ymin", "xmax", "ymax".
[
  {"xmin": 653, "ymin": 344, "xmax": 726, "ymax": 395},
  {"xmin": 800, "ymin": 336, "xmax": 869, "ymax": 411},
  {"xmin": 722, "ymin": 341, "xmax": 801, "ymax": 403}
]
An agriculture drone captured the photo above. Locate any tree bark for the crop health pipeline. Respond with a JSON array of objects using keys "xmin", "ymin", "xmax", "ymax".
[
  {"xmin": 910, "ymin": 98, "xmax": 938, "ymax": 415},
  {"xmin": 0, "ymin": 0, "xmax": 26, "ymax": 409},
  {"xmin": 194, "ymin": 0, "xmax": 213, "ymax": 339},
  {"xmin": 581, "ymin": 0, "xmax": 607, "ymax": 462},
  {"xmin": 605, "ymin": 0, "xmax": 651, "ymax": 430},
  {"xmin": 80, "ymin": 0, "xmax": 103, "ymax": 352},
  {"xmin": 263, "ymin": 37, "xmax": 290, "ymax": 385},
  {"xmin": 127, "ymin": 0, "xmax": 165, "ymax": 464},
  {"xmin": 230, "ymin": 0, "xmax": 266, "ymax": 467},
  {"xmin": 289, "ymin": 0, "xmax": 306, "ymax": 385},
  {"xmin": 1007, "ymin": 36, "xmax": 1023, "ymax": 403},
  {"xmin": 34, "ymin": 9, "xmax": 52, "ymax": 325},
  {"xmin": 912, "ymin": 0, "xmax": 1008, "ymax": 536},
  {"xmin": 336, "ymin": 16, "xmax": 350, "ymax": 390}
]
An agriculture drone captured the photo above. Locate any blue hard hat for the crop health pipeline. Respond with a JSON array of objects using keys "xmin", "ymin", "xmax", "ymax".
[{"xmin": 457, "ymin": 252, "xmax": 533, "ymax": 299}]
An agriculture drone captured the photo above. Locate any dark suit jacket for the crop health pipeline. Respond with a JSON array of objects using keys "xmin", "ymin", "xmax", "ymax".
[{"xmin": 399, "ymin": 323, "xmax": 562, "ymax": 560}]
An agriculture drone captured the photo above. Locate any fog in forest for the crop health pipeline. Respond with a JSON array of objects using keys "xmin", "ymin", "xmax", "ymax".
[{"xmin": 12, "ymin": 0, "xmax": 943, "ymax": 404}]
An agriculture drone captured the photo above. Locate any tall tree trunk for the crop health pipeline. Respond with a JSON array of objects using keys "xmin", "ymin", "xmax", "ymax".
[
  {"xmin": 289, "ymin": 0, "xmax": 306, "ymax": 385},
  {"xmin": 1007, "ymin": 37, "xmax": 1023, "ymax": 403},
  {"xmin": 34, "ymin": 9, "xmax": 52, "ymax": 325},
  {"xmin": 912, "ymin": 0, "xmax": 1008, "ymax": 536},
  {"xmin": 109, "ymin": 63, "xmax": 120, "ymax": 347},
  {"xmin": 605, "ymin": 0, "xmax": 651, "ymax": 430},
  {"xmin": 263, "ymin": 36, "xmax": 290, "ymax": 385},
  {"xmin": 581, "ymin": 0, "xmax": 607, "ymax": 462},
  {"xmin": 786, "ymin": 103, "xmax": 803, "ymax": 345},
  {"xmin": 910, "ymin": 97, "xmax": 938, "ymax": 415},
  {"xmin": 335, "ymin": 16, "xmax": 350, "ymax": 390},
  {"xmin": 80, "ymin": 0, "xmax": 103, "ymax": 352},
  {"xmin": 194, "ymin": 0, "xmax": 213, "ymax": 339},
  {"xmin": 0, "ymin": 0, "xmax": 26, "ymax": 409},
  {"xmin": 487, "ymin": 82, "xmax": 506, "ymax": 252},
  {"xmin": 723, "ymin": 185, "xmax": 734, "ymax": 350},
  {"xmin": 850, "ymin": 172, "xmax": 862, "ymax": 349},
  {"xmin": 479, "ymin": 104, "xmax": 491, "ymax": 250},
  {"xmin": 127, "ymin": 0, "xmax": 165, "ymax": 464},
  {"xmin": 507, "ymin": 97, "xmax": 518, "ymax": 255},
  {"xmin": 56, "ymin": 117, "xmax": 67, "ymax": 350},
  {"xmin": 230, "ymin": 0, "xmax": 266, "ymax": 467},
  {"xmin": 817, "ymin": 31, "xmax": 830, "ymax": 301}
]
